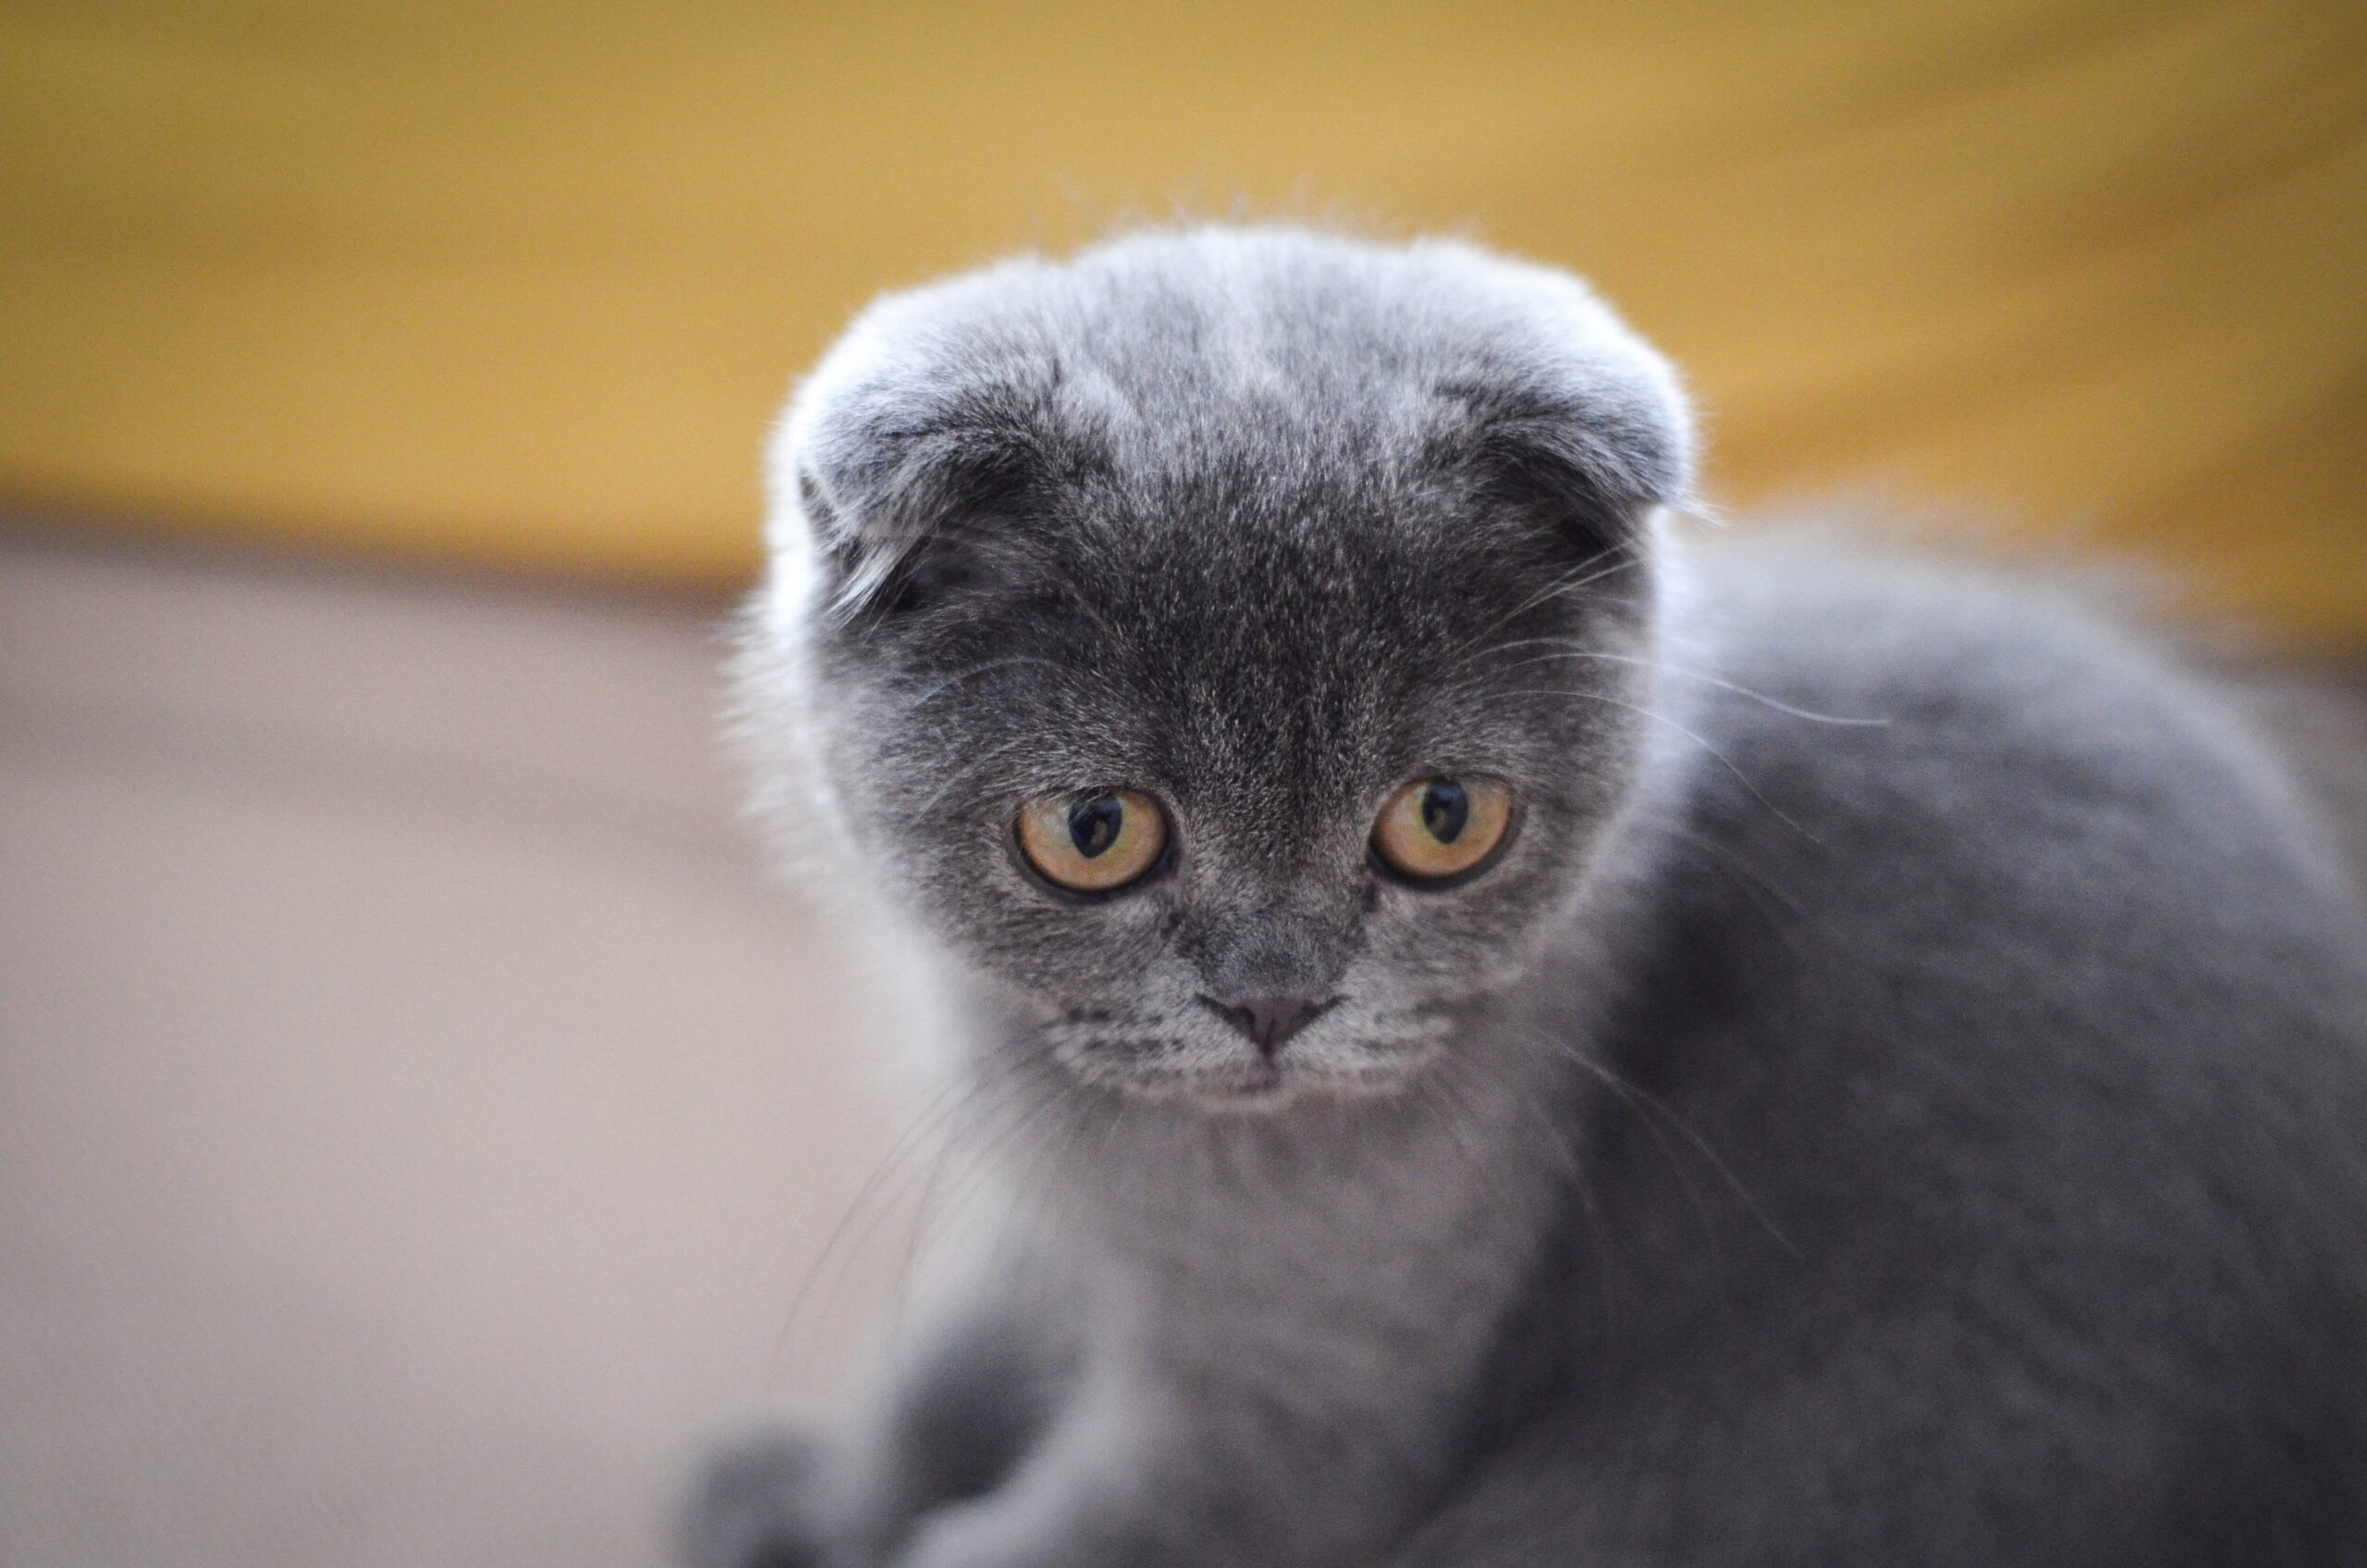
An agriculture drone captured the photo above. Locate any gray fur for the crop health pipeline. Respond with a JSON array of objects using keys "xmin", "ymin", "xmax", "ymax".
[{"xmin": 693, "ymin": 227, "xmax": 2367, "ymax": 1567}]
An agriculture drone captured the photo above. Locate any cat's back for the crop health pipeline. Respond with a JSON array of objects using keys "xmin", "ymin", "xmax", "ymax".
[
  {"xmin": 1668, "ymin": 533, "xmax": 2367, "ymax": 981},
  {"xmin": 1552, "ymin": 540, "xmax": 2367, "ymax": 1515},
  {"xmin": 1541, "ymin": 536, "xmax": 2367, "ymax": 1556},
  {"xmin": 1648, "ymin": 533, "xmax": 2367, "ymax": 1148}
]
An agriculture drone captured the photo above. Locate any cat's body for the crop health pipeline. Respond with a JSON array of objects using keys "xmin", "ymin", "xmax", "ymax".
[{"xmin": 693, "ymin": 228, "xmax": 2367, "ymax": 1567}]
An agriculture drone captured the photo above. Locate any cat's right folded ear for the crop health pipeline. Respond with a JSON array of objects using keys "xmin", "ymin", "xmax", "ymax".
[{"xmin": 766, "ymin": 306, "xmax": 1097, "ymax": 627}]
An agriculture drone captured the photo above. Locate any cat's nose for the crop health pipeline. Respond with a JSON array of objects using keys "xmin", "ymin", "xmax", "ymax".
[{"xmin": 1201, "ymin": 993, "xmax": 1336, "ymax": 1058}]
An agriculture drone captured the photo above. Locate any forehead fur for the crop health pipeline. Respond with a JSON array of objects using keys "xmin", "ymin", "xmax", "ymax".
[{"xmin": 762, "ymin": 226, "xmax": 1694, "ymax": 627}]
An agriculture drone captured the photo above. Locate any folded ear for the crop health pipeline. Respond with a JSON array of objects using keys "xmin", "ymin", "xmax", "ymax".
[
  {"xmin": 1436, "ymin": 361, "xmax": 1695, "ymax": 558},
  {"xmin": 768, "ymin": 370, "xmax": 1078, "ymax": 622},
  {"xmin": 764, "ymin": 276, "xmax": 1112, "ymax": 626}
]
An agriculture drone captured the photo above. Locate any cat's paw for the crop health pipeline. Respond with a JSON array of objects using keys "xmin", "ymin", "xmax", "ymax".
[
  {"xmin": 886, "ymin": 1498, "xmax": 1009, "ymax": 1568},
  {"xmin": 678, "ymin": 1426, "xmax": 846, "ymax": 1568}
]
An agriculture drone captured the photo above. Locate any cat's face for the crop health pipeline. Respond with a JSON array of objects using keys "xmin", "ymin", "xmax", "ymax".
[{"xmin": 750, "ymin": 228, "xmax": 1690, "ymax": 1110}]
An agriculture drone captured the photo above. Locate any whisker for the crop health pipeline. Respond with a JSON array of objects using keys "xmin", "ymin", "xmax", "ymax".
[
  {"xmin": 892, "ymin": 655, "xmax": 1073, "ymax": 716},
  {"xmin": 1413, "ymin": 1057, "xmax": 1490, "ymax": 1172},
  {"xmin": 1456, "ymin": 1052, "xmax": 1628, "ymax": 1355},
  {"xmin": 1488, "ymin": 544, "xmax": 1642, "ymax": 631},
  {"xmin": 1549, "ymin": 1036, "xmax": 1729, "ymax": 1273},
  {"xmin": 1523, "ymin": 1027, "xmax": 1802, "ymax": 1261},
  {"xmin": 922, "ymin": 1069, "xmax": 1078, "ymax": 1266},
  {"xmin": 900, "ymin": 732, "xmax": 1045, "ymax": 816},
  {"xmin": 1489, "ymin": 644, "xmax": 1889, "ymax": 729},
  {"xmin": 1499, "ymin": 688, "xmax": 1820, "ymax": 844},
  {"xmin": 1636, "ymin": 812, "xmax": 1810, "ymax": 921},
  {"xmin": 1432, "ymin": 545, "xmax": 1650, "ymax": 685},
  {"xmin": 773, "ymin": 1068, "xmax": 998, "ymax": 1366}
]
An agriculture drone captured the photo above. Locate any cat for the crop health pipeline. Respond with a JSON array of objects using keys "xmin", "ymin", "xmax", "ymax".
[{"xmin": 687, "ymin": 226, "xmax": 2367, "ymax": 1568}]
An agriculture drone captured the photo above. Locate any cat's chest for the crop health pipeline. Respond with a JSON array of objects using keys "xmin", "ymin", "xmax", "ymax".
[{"xmin": 1080, "ymin": 1113, "xmax": 1552, "ymax": 1410}]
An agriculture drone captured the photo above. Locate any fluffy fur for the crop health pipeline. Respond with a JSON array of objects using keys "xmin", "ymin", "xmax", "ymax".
[{"xmin": 693, "ymin": 227, "xmax": 2367, "ymax": 1567}]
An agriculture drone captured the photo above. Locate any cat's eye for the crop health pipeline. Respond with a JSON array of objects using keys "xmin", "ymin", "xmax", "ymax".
[
  {"xmin": 1015, "ymin": 790, "xmax": 1170, "ymax": 894},
  {"xmin": 1371, "ymin": 777, "xmax": 1514, "ymax": 885}
]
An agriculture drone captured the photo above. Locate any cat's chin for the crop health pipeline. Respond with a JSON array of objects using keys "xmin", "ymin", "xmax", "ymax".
[{"xmin": 1094, "ymin": 1056, "xmax": 1431, "ymax": 1114}]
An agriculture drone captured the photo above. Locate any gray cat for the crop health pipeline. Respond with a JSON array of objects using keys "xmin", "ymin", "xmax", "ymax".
[{"xmin": 689, "ymin": 227, "xmax": 2367, "ymax": 1567}]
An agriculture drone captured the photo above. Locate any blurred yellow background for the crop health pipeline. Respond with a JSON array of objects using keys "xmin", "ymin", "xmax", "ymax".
[{"xmin": 3, "ymin": 0, "xmax": 2362, "ymax": 642}]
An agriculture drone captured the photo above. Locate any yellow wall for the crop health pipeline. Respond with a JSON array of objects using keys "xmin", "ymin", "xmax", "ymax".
[{"xmin": 3, "ymin": 2, "xmax": 2362, "ymax": 642}]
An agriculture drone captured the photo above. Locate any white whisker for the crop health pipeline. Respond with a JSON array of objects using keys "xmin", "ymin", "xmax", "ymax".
[{"xmin": 1490, "ymin": 643, "xmax": 1889, "ymax": 728}]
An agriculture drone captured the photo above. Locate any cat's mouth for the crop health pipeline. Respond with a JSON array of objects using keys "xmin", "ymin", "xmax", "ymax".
[
  {"xmin": 1078, "ymin": 1047, "xmax": 1437, "ymax": 1111},
  {"xmin": 1201, "ymin": 1059, "xmax": 1288, "ymax": 1101},
  {"xmin": 1041, "ymin": 1007, "xmax": 1445, "ymax": 1109}
]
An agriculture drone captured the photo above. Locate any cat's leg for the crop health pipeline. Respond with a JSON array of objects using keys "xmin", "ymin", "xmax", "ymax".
[
  {"xmin": 681, "ymin": 1425, "xmax": 839, "ymax": 1568},
  {"xmin": 681, "ymin": 1299, "xmax": 1073, "ymax": 1568},
  {"xmin": 882, "ymin": 1366, "xmax": 1435, "ymax": 1568}
]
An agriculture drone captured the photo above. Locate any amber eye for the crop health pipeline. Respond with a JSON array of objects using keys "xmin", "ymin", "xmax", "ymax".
[
  {"xmin": 1371, "ymin": 777, "xmax": 1515, "ymax": 884},
  {"xmin": 1015, "ymin": 790, "xmax": 1170, "ymax": 893}
]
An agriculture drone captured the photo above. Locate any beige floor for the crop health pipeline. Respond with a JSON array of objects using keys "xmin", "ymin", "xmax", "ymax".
[{"xmin": 1, "ymin": 534, "xmax": 919, "ymax": 1567}]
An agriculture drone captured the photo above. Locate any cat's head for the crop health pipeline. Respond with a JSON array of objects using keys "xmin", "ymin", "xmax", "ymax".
[{"xmin": 742, "ymin": 227, "xmax": 1692, "ymax": 1109}]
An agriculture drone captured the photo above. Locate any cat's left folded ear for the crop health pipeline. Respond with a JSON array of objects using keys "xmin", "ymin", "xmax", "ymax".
[{"xmin": 1412, "ymin": 245, "xmax": 1698, "ymax": 557}]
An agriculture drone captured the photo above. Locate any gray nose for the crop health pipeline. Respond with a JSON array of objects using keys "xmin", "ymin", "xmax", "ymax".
[{"xmin": 1202, "ymin": 993, "xmax": 1335, "ymax": 1058}]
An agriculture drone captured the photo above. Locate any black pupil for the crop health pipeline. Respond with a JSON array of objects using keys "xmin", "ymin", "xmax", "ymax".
[
  {"xmin": 1069, "ymin": 796, "xmax": 1124, "ymax": 859},
  {"xmin": 1420, "ymin": 780, "xmax": 1470, "ymax": 843}
]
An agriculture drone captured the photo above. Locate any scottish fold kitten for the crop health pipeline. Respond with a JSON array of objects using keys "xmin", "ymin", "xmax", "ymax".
[{"xmin": 691, "ymin": 227, "xmax": 2367, "ymax": 1567}]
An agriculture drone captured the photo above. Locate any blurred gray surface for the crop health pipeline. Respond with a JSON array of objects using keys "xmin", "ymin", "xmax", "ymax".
[{"xmin": 0, "ymin": 537, "xmax": 908, "ymax": 1567}]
